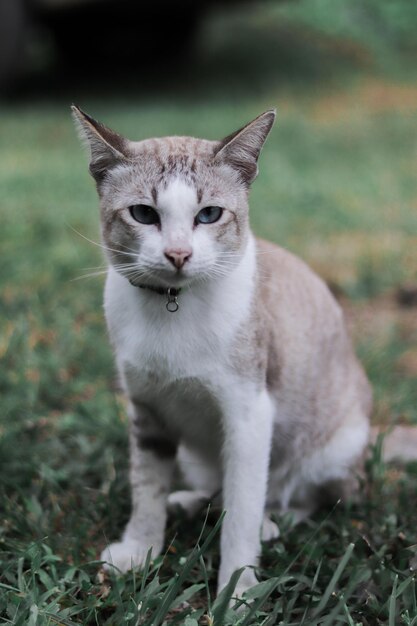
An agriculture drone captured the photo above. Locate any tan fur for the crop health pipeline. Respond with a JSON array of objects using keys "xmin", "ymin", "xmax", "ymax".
[{"xmin": 253, "ymin": 239, "xmax": 372, "ymax": 481}]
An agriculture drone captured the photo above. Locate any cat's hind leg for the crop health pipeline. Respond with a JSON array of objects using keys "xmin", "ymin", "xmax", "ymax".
[
  {"xmin": 167, "ymin": 489, "xmax": 212, "ymax": 517},
  {"xmin": 296, "ymin": 407, "xmax": 369, "ymax": 507},
  {"xmin": 262, "ymin": 504, "xmax": 316, "ymax": 541},
  {"xmin": 263, "ymin": 468, "xmax": 316, "ymax": 541},
  {"xmin": 168, "ymin": 444, "xmax": 221, "ymax": 517},
  {"xmin": 265, "ymin": 406, "xmax": 369, "ymax": 544},
  {"xmin": 261, "ymin": 515, "xmax": 280, "ymax": 541},
  {"xmin": 177, "ymin": 444, "xmax": 221, "ymax": 492}
]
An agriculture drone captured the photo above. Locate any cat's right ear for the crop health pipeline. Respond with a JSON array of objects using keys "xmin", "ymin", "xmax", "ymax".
[
  {"xmin": 71, "ymin": 105, "xmax": 129, "ymax": 182},
  {"xmin": 214, "ymin": 110, "xmax": 276, "ymax": 185}
]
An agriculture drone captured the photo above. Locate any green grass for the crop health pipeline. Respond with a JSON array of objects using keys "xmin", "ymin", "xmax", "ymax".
[{"xmin": 1, "ymin": 1, "xmax": 417, "ymax": 623}]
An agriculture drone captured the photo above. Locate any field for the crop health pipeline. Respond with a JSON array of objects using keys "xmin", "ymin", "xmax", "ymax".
[{"xmin": 1, "ymin": 1, "xmax": 417, "ymax": 623}]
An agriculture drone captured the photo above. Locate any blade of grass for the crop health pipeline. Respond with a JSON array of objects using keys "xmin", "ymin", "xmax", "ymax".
[
  {"xmin": 300, "ymin": 560, "xmax": 323, "ymax": 625},
  {"xmin": 395, "ymin": 575, "xmax": 414, "ymax": 598},
  {"xmin": 139, "ymin": 548, "xmax": 153, "ymax": 595},
  {"xmin": 311, "ymin": 559, "xmax": 323, "ymax": 593},
  {"xmin": 342, "ymin": 600, "xmax": 355, "ymax": 626},
  {"xmin": 210, "ymin": 567, "xmax": 244, "ymax": 623},
  {"xmin": 239, "ymin": 577, "xmax": 281, "ymax": 626},
  {"xmin": 199, "ymin": 554, "xmax": 212, "ymax": 616},
  {"xmin": 42, "ymin": 613, "xmax": 81, "ymax": 626},
  {"xmin": 0, "ymin": 582, "xmax": 20, "ymax": 592},
  {"xmin": 321, "ymin": 567, "xmax": 370, "ymax": 626},
  {"xmin": 389, "ymin": 574, "xmax": 398, "ymax": 626},
  {"xmin": 312, "ymin": 542, "xmax": 355, "ymax": 617},
  {"xmin": 135, "ymin": 548, "xmax": 157, "ymax": 621},
  {"xmin": 17, "ymin": 556, "xmax": 25, "ymax": 592},
  {"xmin": 168, "ymin": 583, "xmax": 206, "ymax": 610}
]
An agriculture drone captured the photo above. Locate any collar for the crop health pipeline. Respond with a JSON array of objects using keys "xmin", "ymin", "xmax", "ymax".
[{"xmin": 128, "ymin": 279, "xmax": 181, "ymax": 312}]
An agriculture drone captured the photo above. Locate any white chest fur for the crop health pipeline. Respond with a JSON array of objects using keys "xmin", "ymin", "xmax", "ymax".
[{"xmin": 104, "ymin": 235, "xmax": 257, "ymax": 402}]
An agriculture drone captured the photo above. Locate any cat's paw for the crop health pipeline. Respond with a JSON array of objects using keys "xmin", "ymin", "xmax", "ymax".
[
  {"xmin": 261, "ymin": 516, "xmax": 280, "ymax": 541},
  {"xmin": 100, "ymin": 539, "xmax": 157, "ymax": 573},
  {"xmin": 167, "ymin": 490, "xmax": 210, "ymax": 518}
]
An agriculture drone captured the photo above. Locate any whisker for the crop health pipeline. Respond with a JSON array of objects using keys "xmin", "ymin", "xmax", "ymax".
[
  {"xmin": 71, "ymin": 270, "xmax": 109, "ymax": 282},
  {"xmin": 74, "ymin": 259, "xmax": 146, "ymax": 281},
  {"xmin": 66, "ymin": 224, "xmax": 138, "ymax": 258},
  {"xmin": 121, "ymin": 266, "xmax": 159, "ymax": 285},
  {"xmin": 80, "ymin": 261, "xmax": 139, "ymax": 273}
]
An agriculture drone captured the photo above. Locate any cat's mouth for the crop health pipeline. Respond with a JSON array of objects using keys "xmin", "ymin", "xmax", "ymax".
[
  {"xmin": 127, "ymin": 266, "xmax": 192, "ymax": 290},
  {"xmin": 161, "ymin": 266, "xmax": 191, "ymax": 284}
]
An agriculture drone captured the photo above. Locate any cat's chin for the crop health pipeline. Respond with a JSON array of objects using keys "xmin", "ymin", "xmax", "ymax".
[
  {"xmin": 140, "ymin": 266, "xmax": 217, "ymax": 290},
  {"xmin": 126, "ymin": 271, "xmax": 193, "ymax": 290}
]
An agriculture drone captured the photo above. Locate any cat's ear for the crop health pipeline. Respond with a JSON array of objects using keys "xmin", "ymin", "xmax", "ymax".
[
  {"xmin": 214, "ymin": 110, "xmax": 276, "ymax": 185},
  {"xmin": 71, "ymin": 105, "xmax": 130, "ymax": 181}
]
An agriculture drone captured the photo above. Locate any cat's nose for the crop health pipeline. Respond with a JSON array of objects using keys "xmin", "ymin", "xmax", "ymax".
[{"xmin": 164, "ymin": 248, "xmax": 192, "ymax": 269}]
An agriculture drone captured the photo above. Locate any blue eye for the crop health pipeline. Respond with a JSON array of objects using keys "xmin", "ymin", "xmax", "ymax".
[
  {"xmin": 129, "ymin": 204, "xmax": 160, "ymax": 225},
  {"xmin": 195, "ymin": 206, "xmax": 223, "ymax": 225}
]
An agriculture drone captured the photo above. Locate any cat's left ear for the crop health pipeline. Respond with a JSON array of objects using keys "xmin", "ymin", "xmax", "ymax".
[
  {"xmin": 214, "ymin": 109, "xmax": 276, "ymax": 185},
  {"xmin": 71, "ymin": 105, "xmax": 130, "ymax": 182}
]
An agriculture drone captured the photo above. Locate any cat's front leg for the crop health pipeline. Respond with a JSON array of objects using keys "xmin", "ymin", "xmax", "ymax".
[
  {"xmin": 101, "ymin": 402, "xmax": 176, "ymax": 573},
  {"xmin": 217, "ymin": 387, "xmax": 274, "ymax": 596}
]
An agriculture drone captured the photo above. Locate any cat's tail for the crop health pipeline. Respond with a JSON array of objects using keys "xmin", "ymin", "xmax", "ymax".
[{"xmin": 370, "ymin": 425, "xmax": 417, "ymax": 463}]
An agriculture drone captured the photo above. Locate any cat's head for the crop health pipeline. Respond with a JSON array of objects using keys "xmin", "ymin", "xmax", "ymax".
[{"xmin": 72, "ymin": 106, "xmax": 275, "ymax": 289}]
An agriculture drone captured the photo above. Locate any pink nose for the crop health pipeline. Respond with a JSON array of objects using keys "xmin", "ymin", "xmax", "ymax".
[{"xmin": 164, "ymin": 248, "xmax": 192, "ymax": 269}]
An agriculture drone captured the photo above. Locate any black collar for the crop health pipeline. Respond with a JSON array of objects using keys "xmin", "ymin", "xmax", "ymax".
[
  {"xmin": 128, "ymin": 279, "xmax": 181, "ymax": 312},
  {"xmin": 136, "ymin": 283, "xmax": 181, "ymax": 297}
]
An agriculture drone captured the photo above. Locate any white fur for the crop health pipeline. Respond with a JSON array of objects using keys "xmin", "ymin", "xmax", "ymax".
[{"xmin": 102, "ymin": 210, "xmax": 268, "ymax": 591}]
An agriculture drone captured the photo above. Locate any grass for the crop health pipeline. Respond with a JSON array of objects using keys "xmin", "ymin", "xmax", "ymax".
[{"xmin": 1, "ymin": 0, "xmax": 417, "ymax": 623}]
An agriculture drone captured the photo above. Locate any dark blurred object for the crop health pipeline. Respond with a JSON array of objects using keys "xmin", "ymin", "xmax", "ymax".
[
  {"xmin": 396, "ymin": 285, "xmax": 417, "ymax": 308},
  {"xmin": 0, "ymin": 0, "xmax": 234, "ymax": 94},
  {"xmin": 0, "ymin": 0, "xmax": 28, "ymax": 91}
]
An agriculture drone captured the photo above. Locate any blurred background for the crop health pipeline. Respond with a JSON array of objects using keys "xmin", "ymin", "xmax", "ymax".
[{"xmin": 0, "ymin": 0, "xmax": 417, "ymax": 601}]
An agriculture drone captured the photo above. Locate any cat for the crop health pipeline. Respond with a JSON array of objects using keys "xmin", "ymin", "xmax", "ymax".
[{"xmin": 72, "ymin": 105, "xmax": 416, "ymax": 597}]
